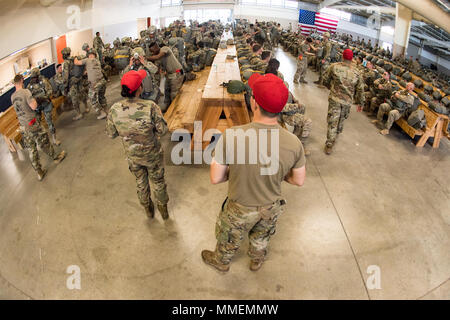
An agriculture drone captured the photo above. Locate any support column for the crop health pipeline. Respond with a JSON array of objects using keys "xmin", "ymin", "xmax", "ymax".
[
  {"xmin": 417, "ymin": 39, "xmax": 424, "ymax": 57},
  {"xmin": 393, "ymin": 3, "xmax": 413, "ymax": 58}
]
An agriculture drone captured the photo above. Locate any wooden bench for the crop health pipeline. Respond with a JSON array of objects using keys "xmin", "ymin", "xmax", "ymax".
[
  {"xmin": 0, "ymin": 95, "xmax": 65, "ymax": 152},
  {"xmin": 390, "ymin": 81, "xmax": 449, "ymax": 148}
]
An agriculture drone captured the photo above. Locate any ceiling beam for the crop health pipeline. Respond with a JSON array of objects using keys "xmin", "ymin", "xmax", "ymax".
[
  {"xmin": 318, "ymin": 0, "xmax": 343, "ymax": 10},
  {"xmin": 331, "ymin": 5, "xmax": 396, "ymax": 14},
  {"xmin": 410, "ymin": 31, "xmax": 450, "ymax": 48}
]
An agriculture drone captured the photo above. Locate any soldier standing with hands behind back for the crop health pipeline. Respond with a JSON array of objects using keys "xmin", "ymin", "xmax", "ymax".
[
  {"xmin": 201, "ymin": 73, "xmax": 306, "ymax": 272},
  {"xmin": 106, "ymin": 70, "xmax": 170, "ymax": 220}
]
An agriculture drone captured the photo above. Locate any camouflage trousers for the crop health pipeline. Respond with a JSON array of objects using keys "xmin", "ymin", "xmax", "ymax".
[
  {"xmin": 214, "ymin": 198, "xmax": 286, "ymax": 264},
  {"xmin": 69, "ymin": 81, "xmax": 82, "ymax": 115},
  {"xmin": 326, "ymin": 99, "xmax": 351, "ymax": 147},
  {"xmin": 21, "ymin": 123, "xmax": 57, "ymax": 172},
  {"xmin": 294, "ymin": 59, "xmax": 307, "ymax": 83},
  {"xmin": 363, "ymin": 91, "xmax": 373, "ymax": 110},
  {"xmin": 370, "ymin": 96, "xmax": 385, "ymax": 113},
  {"xmin": 127, "ymin": 155, "xmax": 169, "ymax": 208},
  {"xmin": 377, "ymin": 103, "xmax": 402, "ymax": 130},
  {"xmin": 164, "ymin": 71, "xmax": 183, "ymax": 106},
  {"xmin": 318, "ymin": 61, "xmax": 330, "ymax": 84},
  {"xmin": 292, "ymin": 115, "xmax": 312, "ymax": 144},
  {"xmin": 36, "ymin": 101, "xmax": 56, "ymax": 134},
  {"xmin": 88, "ymin": 79, "xmax": 107, "ymax": 114}
]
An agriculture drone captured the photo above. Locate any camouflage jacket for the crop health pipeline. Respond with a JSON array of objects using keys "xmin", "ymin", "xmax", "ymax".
[
  {"xmin": 372, "ymin": 78, "xmax": 392, "ymax": 98},
  {"xmin": 392, "ymin": 90, "xmax": 414, "ymax": 113},
  {"xmin": 93, "ymin": 36, "xmax": 104, "ymax": 50},
  {"xmin": 106, "ymin": 98, "xmax": 168, "ymax": 165},
  {"xmin": 26, "ymin": 75, "xmax": 53, "ymax": 104},
  {"xmin": 323, "ymin": 62, "xmax": 365, "ymax": 106}
]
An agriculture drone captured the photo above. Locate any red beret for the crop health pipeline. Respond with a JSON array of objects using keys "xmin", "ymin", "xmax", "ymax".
[
  {"xmin": 248, "ymin": 73, "xmax": 289, "ymax": 114},
  {"xmin": 343, "ymin": 49, "xmax": 353, "ymax": 61},
  {"xmin": 121, "ymin": 70, "xmax": 147, "ymax": 93}
]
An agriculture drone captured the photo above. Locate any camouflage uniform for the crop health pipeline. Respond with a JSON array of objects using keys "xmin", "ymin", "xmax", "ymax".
[
  {"xmin": 318, "ymin": 40, "xmax": 332, "ymax": 85},
  {"xmin": 215, "ymin": 198, "xmax": 286, "ymax": 264},
  {"xmin": 281, "ymin": 103, "xmax": 312, "ymax": 143},
  {"xmin": 88, "ymin": 79, "xmax": 108, "ymax": 114},
  {"xmin": 294, "ymin": 42, "xmax": 310, "ymax": 84},
  {"xmin": 377, "ymin": 89, "xmax": 414, "ymax": 130},
  {"xmin": 27, "ymin": 71, "xmax": 56, "ymax": 134},
  {"xmin": 11, "ymin": 89, "xmax": 58, "ymax": 172},
  {"xmin": 106, "ymin": 98, "xmax": 169, "ymax": 208},
  {"xmin": 93, "ymin": 35, "xmax": 105, "ymax": 62},
  {"xmin": 323, "ymin": 62, "xmax": 365, "ymax": 147},
  {"xmin": 62, "ymin": 51, "xmax": 83, "ymax": 116},
  {"xmin": 369, "ymin": 78, "xmax": 392, "ymax": 114}
]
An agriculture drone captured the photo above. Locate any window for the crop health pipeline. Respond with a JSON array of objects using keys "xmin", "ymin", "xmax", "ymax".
[
  {"xmin": 161, "ymin": 0, "xmax": 181, "ymax": 6},
  {"xmin": 240, "ymin": 0, "xmax": 298, "ymax": 9},
  {"xmin": 319, "ymin": 7, "xmax": 351, "ymax": 21},
  {"xmin": 165, "ymin": 16, "xmax": 179, "ymax": 27},
  {"xmin": 256, "ymin": 0, "xmax": 271, "ymax": 6},
  {"xmin": 184, "ymin": 9, "xmax": 232, "ymax": 24},
  {"xmin": 271, "ymin": 0, "xmax": 283, "ymax": 7},
  {"xmin": 381, "ymin": 26, "xmax": 395, "ymax": 36},
  {"xmin": 284, "ymin": 0, "xmax": 298, "ymax": 9}
]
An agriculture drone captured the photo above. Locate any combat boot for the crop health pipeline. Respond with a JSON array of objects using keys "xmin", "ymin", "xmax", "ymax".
[
  {"xmin": 54, "ymin": 150, "xmax": 66, "ymax": 164},
  {"xmin": 72, "ymin": 113, "xmax": 83, "ymax": 121},
  {"xmin": 201, "ymin": 250, "xmax": 230, "ymax": 272},
  {"xmin": 380, "ymin": 129, "xmax": 389, "ymax": 135},
  {"xmin": 51, "ymin": 134, "xmax": 61, "ymax": 146},
  {"xmin": 300, "ymin": 79, "xmax": 308, "ymax": 84},
  {"xmin": 145, "ymin": 200, "xmax": 155, "ymax": 219},
  {"xmin": 97, "ymin": 110, "xmax": 107, "ymax": 120},
  {"xmin": 324, "ymin": 145, "xmax": 333, "ymax": 155},
  {"xmin": 313, "ymin": 80, "xmax": 321, "ymax": 84},
  {"xmin": 157, "ymin": 203, "xmax": 169, "ymax": 220},
  {"xmin": 249, "ymin": 259, "xmax": 264, "ymax": 272},
  {"xmin": 36, "ymin": 168, "xmax": 47, "ymax": 181}
]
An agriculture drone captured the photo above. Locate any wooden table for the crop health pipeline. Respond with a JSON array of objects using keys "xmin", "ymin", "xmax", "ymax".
[{"xmin": 193, "ymin": 32, "xmax": 250, "ymax": 149}]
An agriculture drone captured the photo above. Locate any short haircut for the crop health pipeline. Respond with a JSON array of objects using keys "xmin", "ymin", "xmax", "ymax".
[
  {"xmin": 56, "ymin": 64, "xmax": 62, "ymax": 69},
  {"xmin": 252, "ymin": 44, "xmax": 262, "ymax": 53},
  {"xmin": 96, "ymin": 32, "xmax": 100, "ymax": 36},
  {"xmin": 259, "ymin": 106, "xmax": 279, "ymax": 118},
  {"xmin": 149, "ymin": 41, "xmax": 158, "ymax": 48},
  {"xmin": 306, "ymin": 37, "xmax": 312, "ymax": 43},
  {"xmin": 261, "ymin": 50, "xmax": 271, "ymax": 61},
  {"xmin": 14, "ymin": 74, "xmax": 24, "ymax": 84}
]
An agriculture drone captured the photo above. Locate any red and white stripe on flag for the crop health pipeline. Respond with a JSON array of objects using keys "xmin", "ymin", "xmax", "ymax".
[
  {"xmin": 298, "ymin": 12, "xmax": 339, "ymax": 36},
  {"xmin": 315, "ymin": 13, "xmax": 338, "ymax": 33}
]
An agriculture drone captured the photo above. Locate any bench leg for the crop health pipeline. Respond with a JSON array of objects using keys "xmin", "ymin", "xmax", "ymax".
[
  {"xmin": 432, "ymin": 119, "xmax": 444, "ymax": 149},
  {"xmin": 4, "ymin": 136, "xmax": 17, "ymax": 153}
]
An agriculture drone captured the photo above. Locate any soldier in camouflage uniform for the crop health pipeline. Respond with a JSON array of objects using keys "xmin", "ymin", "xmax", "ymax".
[
  {"xmin": 368, "ymin": 71, "xmax": 392, "ymax": 116},
  {"xmin": 11, "ymin": 75, "xmax": 66, "ymax": 181},
  {"xmin": 27, "ymin": 68, "xmax": 61, "ymax": 145},
  {"xmin": 74, "ymin": 50, "xmax": 108, "ymax": 119},
  {"xmin": 373, "ymin": 83, "xmax": 415, "ymax": 135},
  {"xmin": 294, "ymin": 37, "xmax": 315, "ymax": 84},
  {"xmin": 61, "ymin": 47, "xmax": 84, "ymax": 120},
  {"xmin": 323, "ymin": 49, "xmax": 365, "ymax": 155},
  {"xmin": 93, "ymin": 32, "xmax": 105, "ymax": 63},
  {"xmin": 315, "ymin": 32, "xmax": 332, "ymax": 87},
  {"xmin": 106, "ymin": 70, "xmax": 169, "ymax": 219},
  {"xmin": 201, "ymin": 73, "xmax": 306, "ymax": 272}
]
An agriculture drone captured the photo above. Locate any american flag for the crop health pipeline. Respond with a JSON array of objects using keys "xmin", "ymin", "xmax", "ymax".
[{"xmin": 298, "ymin": 9, "xmax": 339, "ymax": 36}]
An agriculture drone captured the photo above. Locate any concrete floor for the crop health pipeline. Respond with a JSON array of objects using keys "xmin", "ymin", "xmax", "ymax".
[{"xmin": 0, "ymin": 48, "xmax": 449, "ymax": 300}]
